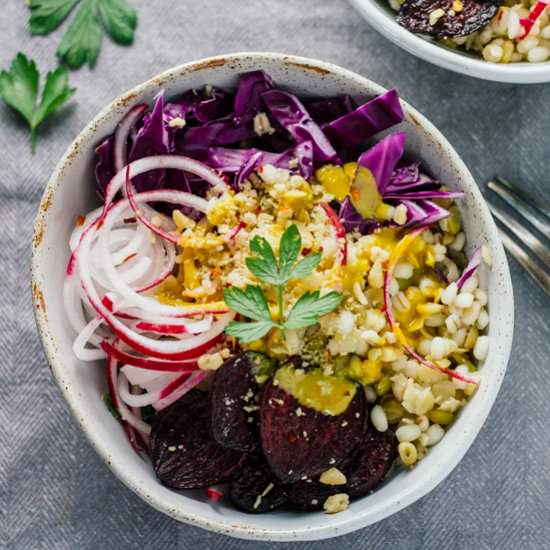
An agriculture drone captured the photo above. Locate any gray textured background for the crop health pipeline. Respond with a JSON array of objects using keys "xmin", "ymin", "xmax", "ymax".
[{"xmin": 1, "ymin": 1, "xmax": 549, "ymax": 549}]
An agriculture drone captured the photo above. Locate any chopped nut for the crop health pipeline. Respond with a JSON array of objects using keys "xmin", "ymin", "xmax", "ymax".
[
  {"xmin": 323, "ymin": 493, "xmax": 349, "ymax": 514},
  {"xmin": 253, "ymin": 112, "xmax": 275, "ymax": 136},
  {"xmin": 319, "ymin": 467, "xmax": 347, "ymax": 486},
  {"xmin": 429, "ymin": 8, "xmax": 445, "ymax": 26},
  {"xmin": 168, "ymin": 117, "xmax": 186, "ymax": 129},
  {"xmin": 197, "ymin": 352, "xmax": 224, "ymax": 371}
]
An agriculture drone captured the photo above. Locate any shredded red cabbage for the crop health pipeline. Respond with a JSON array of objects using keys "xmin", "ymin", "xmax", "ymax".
[
  {"xmin": 322, "ymin": 89, "xmax": 404, "ymax": 149},
  {"xmin": 92, "ymin": 71, "xmax": 462, "ymax": 233}
]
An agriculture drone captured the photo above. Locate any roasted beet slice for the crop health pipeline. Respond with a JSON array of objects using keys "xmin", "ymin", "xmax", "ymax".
[
  {"xmin": 229, "ymin": 456, "xmax": 288, "ymax": 513},
  {"xmin": 397, "ymin": 0, "xmax": 498, "ymax": 37},
  {"xmin": 260, "ymin": 381, "xmax": 365, "ymax": 483},
  {"xmin": 150, "ymin": 390, "xmax": 246, "ymax": 489},
  {"xmin": 210, "ymin": 353, "xmax": 264, "ymax": 452},
  {"xmin": 346, "ymin": 426, "xmax": 397, "ymax": 498},
  {"xmin": 288, "ymin": 478, "xmax": 342, "ymax": 511},
  {"xmin": 288, "ymin": 426, "xmax": 397, "ymax": 510}
]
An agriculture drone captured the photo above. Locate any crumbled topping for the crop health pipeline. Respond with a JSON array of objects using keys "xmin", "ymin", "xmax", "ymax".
[
  {"xmin": 253, "ymin": 112, "xmax": 275, "ymax": 136},
  {"xmin": 319, "ymin": 467, "xmax": 347, "ymax": 486},
  {"xmin": 323, "ymin": 493, "xmax": 349, "ymax": 514}
]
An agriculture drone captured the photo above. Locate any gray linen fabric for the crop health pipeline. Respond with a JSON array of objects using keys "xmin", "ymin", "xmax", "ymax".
[{"xmin": 1, "ymin": 1, "xmax": 549, "ymax": 548}]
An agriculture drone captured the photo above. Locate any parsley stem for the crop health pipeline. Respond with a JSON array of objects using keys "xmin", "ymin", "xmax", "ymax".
[
  {"xmin": 277, "ymin": 284, "xmax": 285, "ymax": 339},
  {"xmin": 31, "ymin": 128, "xmax": 37, "ymax": 154}
]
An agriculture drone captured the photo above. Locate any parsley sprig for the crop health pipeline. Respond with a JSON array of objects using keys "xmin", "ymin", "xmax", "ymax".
[
  {"xmin": 224, "ymin": 225, "xmax": 343, "ymax": 343},
  {"xmin": 0, "ymin": 53, "xmax": 76, "ymax": 151},
  {"xmin": 28, "ymin": 0, "xmax": 138, "ymax": 69}
]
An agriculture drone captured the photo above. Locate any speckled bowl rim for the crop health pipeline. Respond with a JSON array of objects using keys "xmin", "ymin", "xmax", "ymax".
[
  {"xmin": 31, "ymin": 52, "xmax": 514, "ymax": 541},
  {"xmin": 349, "ymin": 0, "xmax": 550, "ymax": 84}
]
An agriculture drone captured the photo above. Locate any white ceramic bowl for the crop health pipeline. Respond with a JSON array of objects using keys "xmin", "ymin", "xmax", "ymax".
[
  {"xmin": 349, "ymin": 0, "xmax": 550, "ymax": 83},
  {"xmin": 31, "ymin": 52, "xmax": 514, "ymax": 541}
]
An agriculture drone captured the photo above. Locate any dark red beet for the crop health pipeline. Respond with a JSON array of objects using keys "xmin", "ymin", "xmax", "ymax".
[
  {"xmin": 150, "ymin": 390, "xmax": 246, "ymax": 489},
  {"xmin": 397, "ymin": 0, "xmax": 498, "ymax": 37},
  {"xmin": 210, "ymin": 353, "xmax": 262, "ymax": 452},
  {"xmin": 346, "ymin": 426, "xmax": 397, "ymax": 498},
  {"xmin": 287, "ymin": 479, "xmax": 342, "ymax": 511},
  {"xmin": 260, "ymin": 381, "xmax": 365, "ymax": 483},
  {"xmin": 229, "ymin": 456, "xmax": 288, "ymax": 513},
  {"xmin": 287, "ymin": 425, "xmax": 397, "ymax": 510}
]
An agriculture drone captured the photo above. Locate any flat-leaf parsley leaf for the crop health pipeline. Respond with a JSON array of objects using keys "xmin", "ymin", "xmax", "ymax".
[
  {"xmin": 223, "ymin": 224, "xmax": 342, "ymax": 344},
  {"xmin": 0, "ymin": 53, "xmax": 76, "ymax": 151},
  {"xmin": 28, "ymin": 0, "xmax": 138, "ymax": 69}
]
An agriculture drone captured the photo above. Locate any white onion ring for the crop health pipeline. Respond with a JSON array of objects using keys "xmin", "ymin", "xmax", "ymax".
[
  {"xmin": 153, "ymin": 370, "xmax": 209, "ymax": 411},
  {"xmin": 103, "ymin": 155, "xmax": 227, "ymax": 211},
  {"xmin": 113, "ymin": 104, "xmax": 148, "ymax": 172}
]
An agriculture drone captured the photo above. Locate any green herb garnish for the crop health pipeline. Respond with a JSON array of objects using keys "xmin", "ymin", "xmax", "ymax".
[
  {"xmin": 0, "ymin": 53, "xmax": 76, "ymax": 151},
  {"xmin": 102, "ymin": 392, "xmax": 121, "ymax": 421},
  {"xmin": 28, "ymin": 0, "xmax": 138, "ymax": 69},
  {"xmin": 224, "ymin": 224, "xmax": 342, "ymax": 343}
]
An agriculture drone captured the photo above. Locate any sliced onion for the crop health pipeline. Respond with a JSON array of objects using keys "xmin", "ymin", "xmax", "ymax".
[
  {"xmin": 153, "ymin": 370, "xmax": 209, "ymax": 411},
  {"xmin": 107, "ymin": 355, "xmax": 151, "ymax": 437},
  {"xmin": 101, "ymin": 340, "xmax": 200, "ymax": 371},
  {"xmin": 118, "ymin": 371, "xmax": 188, "ymax": 408},
  {"xmin": 73, "ymin": 316, "xmax": 106, "ymax": 361},
  {"xmin": 103, "ymin": 155, "xmax": 227, "ymax": 211},
  {"xmin": 124, "ymin": 166, "xmax": 180, "ymax": 244},
  {"xmin": 114, "ymin": 104, "xmax": 148, "ymax": 172}
]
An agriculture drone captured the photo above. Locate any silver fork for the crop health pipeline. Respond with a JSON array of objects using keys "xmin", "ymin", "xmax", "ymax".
[{"xmin": 486, "ymin": 175, "xmax": 550, "ymax": 296}]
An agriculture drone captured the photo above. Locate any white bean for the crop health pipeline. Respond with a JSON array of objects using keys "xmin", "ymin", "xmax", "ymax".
[
  {"xmin": 474, "ymin": 335, "xmax": 490, "ymax": 361},
  {"xmin": 370, "ymin": 405, "xmax": 389, "ymax": 432},
  {"xmin": 455, "ymin": 292, "xmax": 474, "ymax": 309},
  {"xmin": 364, "ymin": 386, "xmax": 377, "ymax": 404},
  {"xmin": 416, "ymin": 415, "xmax": 429, "ymax": 432},
  {"xmin": 441, "ymin": 282, "xmax": 458, "ymax": 305},
  {"xmin": 396, "ymin": 424, "xmax": 421, "ymax": 443},
  {"xmin": 418, "ymin": 339, "xmax": 432, "ymax": 356},
  {"xmin": 474, "ymin": 288, "xmax": 488, "ymax": 306},
  {"xmin": 450, "ymin": 232, "xmax": 465, "ymax": 251},
  {"xmin": 430, "ymin": 337, "xmax": 447, "ymax": 360},
  {"xmin": 452, "ymin": 328, "xmax": 467, "ymax": 347},
  {"xmin": 445, "ymin": 313, "xmax": 461, "ymax": 334},
  {"xmin": 527, "ymin": 46, "xmax": 550, "ymax": 63},
  {"xmin": 476, "ymin": 309, "xmax": 489, "ymax": 330},
  {"xmin": 462, "ymin": 301, "xmax": 482, "ymax": 325},
  {"xmin": 394, "ymin": 262, "xmax": 413, "ymax": 279},
  {"xmin": 517, "ymin": 36, "xmax": 538, "ymax": 54},
  {"xmin": 425, "ymin": 424, "xmax": 445, "ymax": 446},
  {"xmin": 461, "ymin": 275, "xmax": 478, "ymax": 294}
]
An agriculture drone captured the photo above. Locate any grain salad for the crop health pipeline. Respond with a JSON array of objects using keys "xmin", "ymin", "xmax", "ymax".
[{"xmin": 65, "ymin": 70, "xmax": 491, "ymax": 515}]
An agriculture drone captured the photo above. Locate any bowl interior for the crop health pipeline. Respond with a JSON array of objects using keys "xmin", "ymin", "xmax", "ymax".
[
  {"xmin": 31, "ymin": 53, "xmax": 513, "ymax": 541},
  {"xmin": 349, "ymin": 0, "xmax": 550, "ymax": 84}
]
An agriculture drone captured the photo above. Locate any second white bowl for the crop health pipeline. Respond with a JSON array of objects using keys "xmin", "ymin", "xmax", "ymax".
[{"xmin": 350, "ymin": 0, "xmax": 550, "ymax": 83}]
